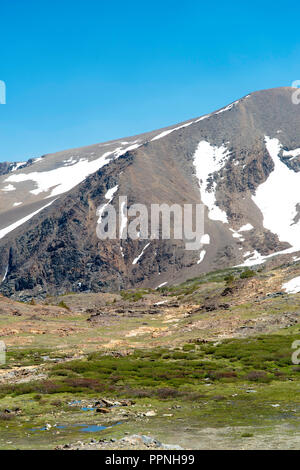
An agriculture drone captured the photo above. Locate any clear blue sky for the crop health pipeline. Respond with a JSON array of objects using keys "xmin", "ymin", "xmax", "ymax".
[{"xmin": 1, "ymin": 0, "xmax": 300, "ymax": 162}]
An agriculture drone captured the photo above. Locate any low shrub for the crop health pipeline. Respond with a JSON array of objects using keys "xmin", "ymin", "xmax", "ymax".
[
  {"xmin": 240, "ymin": 269, "xmax": 255, "ymax": 279},
  {"xmin": 245, "ymin": 370, "xmax": 270, "ymax": 383}
]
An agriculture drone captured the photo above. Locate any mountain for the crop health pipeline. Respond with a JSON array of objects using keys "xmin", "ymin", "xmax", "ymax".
[{"xmin": 1, "ymin": 86, "xmax": 300, "ymax": 299}]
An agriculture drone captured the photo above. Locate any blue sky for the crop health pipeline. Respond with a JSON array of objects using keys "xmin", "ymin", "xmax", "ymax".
[{"xmin": 0, "ymin": 0, "xmax": 300, "ymax": 162}]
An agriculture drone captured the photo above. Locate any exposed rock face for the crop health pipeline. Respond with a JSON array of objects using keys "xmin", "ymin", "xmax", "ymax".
[
  {"xmin": 1, "ymin": 87, "xmax": 300, "ymax": 298},
  {"xmin": 0, "ymin": 162, "xmax": 12, "ymax": 176},
  {"xmin": 0, "ymin": 159, "xmax": 36, "ymax": 176},
  {"xmin": 0, "ymin": 162, "xmax": 21, "ymax": 176}
]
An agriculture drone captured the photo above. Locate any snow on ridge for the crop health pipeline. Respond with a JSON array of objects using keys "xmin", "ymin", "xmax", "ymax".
[
  {"xmin": 0, "ymin": 199, "xmax": 56, "ymax": 240},
  {"xmin": 150, "ymin": 112, "xmax": 214, "ymax": 142},
  {"xmin": 195, "ymin": 114, "xmax": 210, "ymax": 123},
  {"xmin": 151, "ymin": 121, "xmax": 194, "ymax": 141},
  {"xmin": 120, "ymin": 97, "xmax": 242, "ymax": 146},
  {"xmin": 282, "ymin": 276, "xmax": 300, "ymax": 294},
  {"xmin": 32, "ymin": 157, "xmax": 43, "ymax": 164},
  {"xmin": 4, "ymin": 143, "xmax": 140, "ymax": 200},
  {"xmin": 132, "ymin": 242, "xmax": 151, "ymax": 265},
  {"xmin": 193, "ymin": 141, "xmax": 230, "ymax": 223},
  {"xmin": 11, "ymin": 162, "xmax": 26, "ymax": 172},
  {"xmin": 214, "ymin": 100, "xmax": 240, "ymax": 116}
]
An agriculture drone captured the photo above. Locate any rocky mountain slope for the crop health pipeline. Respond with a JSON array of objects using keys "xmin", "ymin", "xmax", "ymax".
[{"xmin": 1, "ymin": 87, "xmax": 300, "ymax": 298}]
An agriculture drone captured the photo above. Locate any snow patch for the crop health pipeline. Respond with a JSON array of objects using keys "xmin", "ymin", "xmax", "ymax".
[
  {"xmin": 193, "ymin": 141, "xmax": 230, "ymax": 223},
  {"xmin": 201, "ymin": 234, "xmax": 210, "ymax": 244},
  {"xmin": 230, "ymin": 224, "xmax": 252, "ymax": 241},
  {"xmin": 1, "ymin": 184, "xmax": 16, "ymax": 192},
  {"xmin": 154, "ymin": 300, "xmax": 168, "ymax": 306},
  {"xmin": 282, "ymin": 148, "xmax": 300, "ymax": 160},
  {"xmin": 230, "ymin": 229, "xmax": 244, "ymax": 240},
  {"xmin": 132, "ymin": 242, "xmax": 151, "ymax": 265},
  {"xmin": 282, "ymin": 276, "xmax": 300, "ymax": 294},
  {"xmin": 237, "ymin": 250, "xmax": 265, "ymax": 267},
  {"xmin": 195, "ymin": 114, "xmax": 210, "ymax": 123},
  {"xmin": 214, "ymin": 100, "xmax": 240, "ymax": 115},
  {"xmin": 239, "ymin": 223, "xmax": 253, "ymax": 232},
  {"xmin": 11, "ymin": 162, "xmax": 26, "ymax": 172},
  {"xmin": 156, "ymin": 282, "xmax": 168, "ymax": 289},
  {"xmin": 197, "ymin": 249, "xmax": 206, "ymax": 264},
  {"xmin": 252, "ymin": 137, "xmax": 300, "ymax": 253},
  {"xmin": 119, "ymin": 200, "xmax": 128, "ymax": 239},
  {"xmin": 1, "ymin": 265, "xmax": 8, "ymax": 283},
  {"xmin": 151, "ymin": 122, "xmax": 194, "ymax": 141},
  {"xmin": 96, "ymin": 185, "xmax": 119, "ymax": 224},
  {"xmin": 0, "ymin": 199, "xmax": 56, "ymax": 240}
]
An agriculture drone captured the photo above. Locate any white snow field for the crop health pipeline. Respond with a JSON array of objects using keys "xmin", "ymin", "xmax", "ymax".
[
  {"xmin": 282, "ymin": 276, "xmax": 300, "ymax": 294},
  {"xmin": 4, "ymin": 143, "xmax": 140, "ymax": 199},
  {"xmin": 253, "ymin": 137, "xmax": 300, "ymax": 252},
  {"xmin": 193, "ymin": 141, "xmax": 230, "ymax": 223}
]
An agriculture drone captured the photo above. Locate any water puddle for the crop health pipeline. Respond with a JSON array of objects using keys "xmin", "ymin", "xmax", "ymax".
[
  {"xmin": 80, "ymin": 424, "xmax": 108, "ymax": 432},
  {"xmin": 68, "ymin": 400, "xmax": 82, "ymax": 405}
]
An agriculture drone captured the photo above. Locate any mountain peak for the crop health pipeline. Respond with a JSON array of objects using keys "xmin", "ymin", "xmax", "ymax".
[{"xmin": 1, "ymin": 87, "xmax": 300, "ymax": 298}]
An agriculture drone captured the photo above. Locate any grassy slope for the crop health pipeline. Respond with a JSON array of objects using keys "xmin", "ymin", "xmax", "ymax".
[{"xmin": 1, "ymin": 263, "xmax": 300, "ymax": 449}]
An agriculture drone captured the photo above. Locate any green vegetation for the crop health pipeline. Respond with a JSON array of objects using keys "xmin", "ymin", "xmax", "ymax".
[
  {"xmin": 0, "ymin": 322, "xmax": 300, "ymax": 449},
  {"xmin": 1, "ymin": 262, "xmax": 300, "ymax": 449},
  {"xmin": 240, "ymin": 269, "xmax": 256, "ymax": 279},
  {"xmin": 58, "ymin": 300, "xmax": 70, "ymax": 310},
  {"xmin": 156, "ymin": 266, "xmax": 258, "ymax": 301},
  {"xmin": 120, "ymin": 289, "xmax": 151, "ymax": 302},
  {"xmin": 224, "ymin": 274, "xmax": 235, "ymax": 284},
  {"xmin": 1, "ymin": 333, "xmax": 298, "ymax": 399}
]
